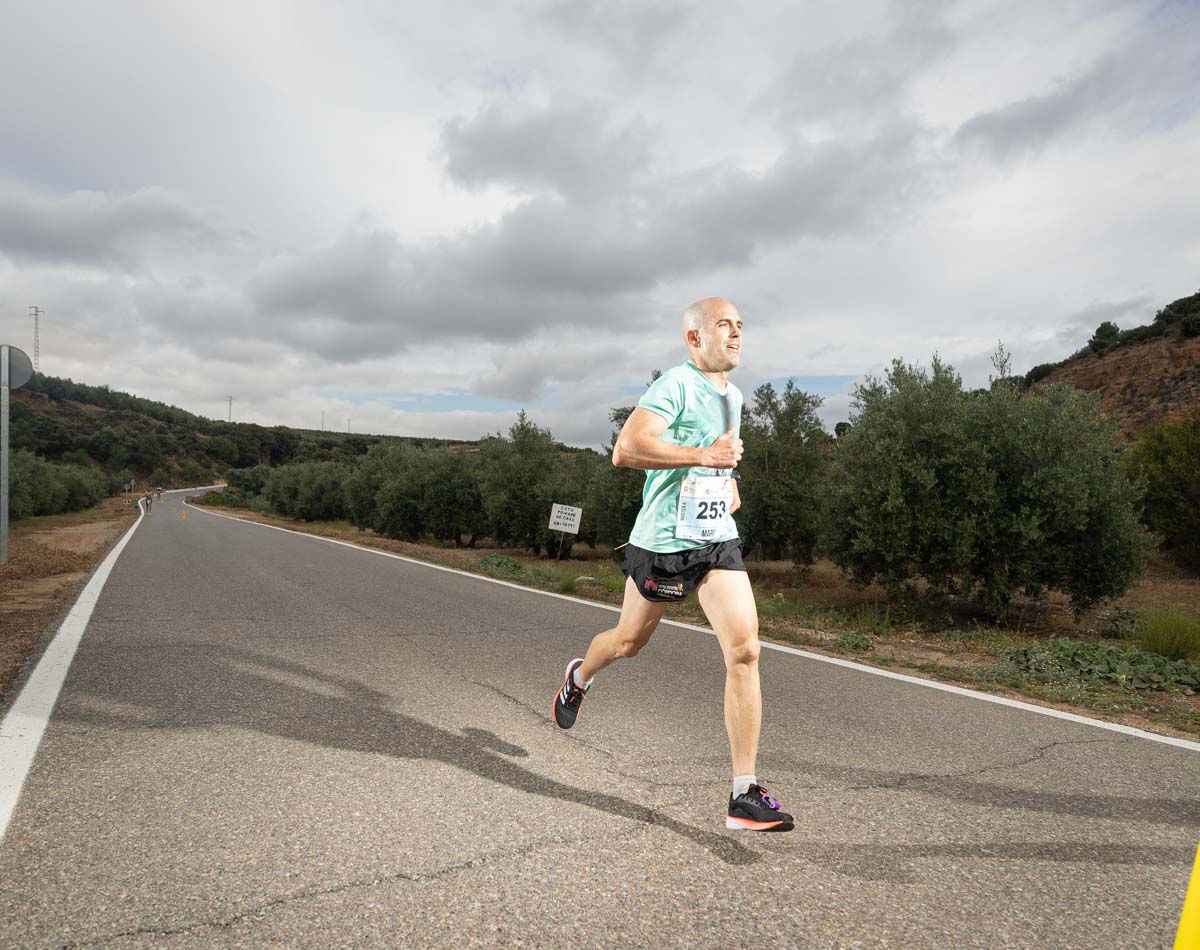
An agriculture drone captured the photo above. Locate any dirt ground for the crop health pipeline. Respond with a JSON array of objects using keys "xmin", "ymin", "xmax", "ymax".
[{"xmin": 0, "ymin": 497, "xmax": 137, "ymax": 702}]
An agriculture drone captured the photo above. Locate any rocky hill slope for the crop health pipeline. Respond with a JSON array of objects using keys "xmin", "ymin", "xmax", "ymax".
[
  {"xmin": 1026, "ymin": 289, "xmax": 1200, "ymax": 439},
  {"xmin": 1038, "ymin": 333, "xmax": 1200, "ymax": 439}
]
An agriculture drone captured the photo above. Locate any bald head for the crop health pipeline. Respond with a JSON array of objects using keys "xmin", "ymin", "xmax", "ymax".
[
  {"xmin": 681, "ymin": 297, "xmax": 737, "ymax": 335},
  {"xmin": 682, "ymin": 297, "xmax": 742, "ymax": 373}
]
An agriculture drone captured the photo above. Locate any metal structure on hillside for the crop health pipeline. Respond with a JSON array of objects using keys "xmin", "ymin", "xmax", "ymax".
[
  {"xmin": 28, "ymin": 307, "xmax": 43, "ymax": 373},
  {"xmin": 2, "ymin": 344, "xmax": 35, "ymax": 563}
]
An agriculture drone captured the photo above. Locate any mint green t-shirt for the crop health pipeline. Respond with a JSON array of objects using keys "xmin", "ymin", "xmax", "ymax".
[{"xmin": 628, "ymin": 361, "xmax": 743, "ymax": 553}]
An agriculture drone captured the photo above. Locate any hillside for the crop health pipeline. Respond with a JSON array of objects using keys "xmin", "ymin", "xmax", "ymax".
[
  {"xmin": 10, "ymin": 374, "xmax": 473, "ymax": 488},
  {"xmin": 1024, "ymin": 289, "xmax": 1200, "ymax": 439},
  {"xmin": 1036, "ymin": 334, "xmax": 1200, "ymax": 439}
]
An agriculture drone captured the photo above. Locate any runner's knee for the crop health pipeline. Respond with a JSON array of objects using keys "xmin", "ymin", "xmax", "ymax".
[
  {"xmin": 616, "ymin": 637, "xmax": 645, "ymax": 658},
  {"xmin": 614, "ymin": 620, "xmax": 656, "ymax": 658},
  {"xmin": 724, "ymin": 629, "xmax": 760, "ymax": 669}
]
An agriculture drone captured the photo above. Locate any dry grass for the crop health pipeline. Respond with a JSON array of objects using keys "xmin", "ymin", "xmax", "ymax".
[{"xmin": 0, "ymin": 497, "xmax": 135, "ymax": 701}]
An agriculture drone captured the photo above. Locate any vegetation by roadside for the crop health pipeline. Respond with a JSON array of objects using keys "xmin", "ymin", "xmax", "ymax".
[{"xmin": 188, "ymin": 499, "xmax": 1200, "ymax": 740}]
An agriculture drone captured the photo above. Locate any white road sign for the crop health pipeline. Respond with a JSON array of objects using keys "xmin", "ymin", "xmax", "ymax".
[{"xmin": 548, "ymin": 503, "xmax": 582, "ymax": 535}]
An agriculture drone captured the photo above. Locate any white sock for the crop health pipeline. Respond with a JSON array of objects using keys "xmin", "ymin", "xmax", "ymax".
[
  {"xmin": 573, "ymin": 667, "xmax": 593, "ymax": 690},
  {"xmin": 733, "ymin": 774, "xmax": 757, "ymax": 798}
]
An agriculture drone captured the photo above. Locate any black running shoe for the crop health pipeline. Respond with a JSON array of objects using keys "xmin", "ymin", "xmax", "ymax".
[
  {"xmin": 726, "ymin": 784, "xmax": 794, "ymax": 832},
  {"xmin": 553, "ymin": 658, "xmax": 588, "ymax": 729}
]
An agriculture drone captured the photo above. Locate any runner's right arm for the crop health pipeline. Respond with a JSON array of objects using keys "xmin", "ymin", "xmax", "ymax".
[{"xmin": 612, "ymin": 408, "xmax": 742, "ymax": 471}]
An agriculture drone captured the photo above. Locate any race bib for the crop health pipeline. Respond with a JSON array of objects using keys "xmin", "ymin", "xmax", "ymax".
[{"xmin": 675, "ymin": 474, "xmax": 733, "ymax": 541}]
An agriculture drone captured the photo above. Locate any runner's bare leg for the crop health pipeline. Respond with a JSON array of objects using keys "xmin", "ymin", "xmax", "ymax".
[
  {"xmin": 696, "ymin": 569, "xmax": 761, "ymax": 777},
  {"xmin": 578, "ymin": 577, "xmax": 667, "ymax": 681}
]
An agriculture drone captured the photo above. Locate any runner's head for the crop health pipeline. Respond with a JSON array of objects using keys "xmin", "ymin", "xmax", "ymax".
[{"xmin": 682, "ymin": 297, "xmax": 742, "ymax": 372}]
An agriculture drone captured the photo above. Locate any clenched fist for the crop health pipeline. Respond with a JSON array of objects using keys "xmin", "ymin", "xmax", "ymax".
[{"xmin": 703, "ymin": 429, "xmax": 743, "ymax": 469}]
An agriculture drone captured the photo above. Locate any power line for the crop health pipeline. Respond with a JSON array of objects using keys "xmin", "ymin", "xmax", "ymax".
[{"xmin": 28, "ymin": 307, "xmax": 43, "ymax": 372}]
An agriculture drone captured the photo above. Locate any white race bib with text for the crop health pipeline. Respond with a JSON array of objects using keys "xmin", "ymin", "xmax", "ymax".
[{"xmin": 675, "ymin": 474, "xmax": 733, "ymax": 541}]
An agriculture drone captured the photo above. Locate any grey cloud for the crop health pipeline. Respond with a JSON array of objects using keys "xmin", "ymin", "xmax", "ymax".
[
  {"xmin": 543, "ymin": 0, "xmax": 694, "ymax": 73},
  {"xmin": 955, "ymin": 7, "xmax": 1200, "ymax": 158},
  {"xmin": 1050, "ymin": 295, "xmax": 1154, "ymax": 347},
  {"xmin": 246, "ymin": 110, "xmax": 925, "ymax": 363},
  {"xmin": 440, "ymin": 102, "xmax": 654, "ymax": 199},
  {"xmin": 472, "ymin": 340, "xmax": 628, "ymax": 401},
  {"xmin": 253, "ymin": 230, "xmax": 414, "ymax": 324},
  {"xmin": 0, "ymin": 185, "xmax": 223, "ymax": 269},
  {"xmin": 769, "ymin": 15, "xmax": 955, "ymax": 128},
  {"xmin": 249, "ymin": 225, "xmax": 645, "ymax": 358}
]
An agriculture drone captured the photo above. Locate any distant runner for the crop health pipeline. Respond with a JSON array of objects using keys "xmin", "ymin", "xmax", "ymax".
[
  {"xmin": 143, "ymin": 491, "xmax": 153, "ymax": 515},
  {"xmin": 552, "ymin": 297, "xmax": 793, "ymax": 832}
]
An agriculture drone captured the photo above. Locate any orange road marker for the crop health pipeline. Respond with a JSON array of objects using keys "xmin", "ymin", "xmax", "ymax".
[{"xmin": 1178, "ymin": 839, "xmax": 1200, "ymax": 948}]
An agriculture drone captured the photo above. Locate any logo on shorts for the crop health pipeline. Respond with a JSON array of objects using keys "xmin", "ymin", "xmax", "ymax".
[{"xmin": 646, "ymin": 576, "xmax": 684, "ymax": 599}]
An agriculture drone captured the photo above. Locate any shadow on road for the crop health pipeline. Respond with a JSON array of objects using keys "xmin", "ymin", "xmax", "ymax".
[
  {"xmin": 64, "ymin": 646, "xmax": 759, "ymax": 866},
  {"xmin": 776, "ymin": 758, "xmax": 1200, "ymax": 829},
  {"xmin": 791, "ymin": 840, "xmax": 1195, "ymax": 883}
]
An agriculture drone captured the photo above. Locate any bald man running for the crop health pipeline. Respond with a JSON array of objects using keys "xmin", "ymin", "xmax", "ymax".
[{"xmin": 552, "ymin": 297, "xmax": 793, "ymax": 832}]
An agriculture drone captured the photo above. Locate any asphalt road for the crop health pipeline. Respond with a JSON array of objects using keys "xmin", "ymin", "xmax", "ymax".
[{"xmin": 1, "ymin": 490, "xmax": 1197, "ymax": 948}]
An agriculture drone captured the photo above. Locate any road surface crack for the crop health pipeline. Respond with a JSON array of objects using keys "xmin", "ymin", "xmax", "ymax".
[
  {"xmin": 843, "ymin": 737, "xmax": 1129, "ymax": 791},
  {"xmin": 66, "ymin": 826, "xmax": 649, "ymax": 947}
]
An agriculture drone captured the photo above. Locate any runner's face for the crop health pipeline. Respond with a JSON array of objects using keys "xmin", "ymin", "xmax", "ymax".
[{"xmin": 695, "ymin": 310, "xmax": 743, "ymax": 372}]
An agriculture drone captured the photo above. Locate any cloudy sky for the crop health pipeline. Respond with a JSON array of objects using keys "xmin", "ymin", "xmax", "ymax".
[{"xmin": 1, "ymin": 0, "xmax": 1197, "ymax": 447}]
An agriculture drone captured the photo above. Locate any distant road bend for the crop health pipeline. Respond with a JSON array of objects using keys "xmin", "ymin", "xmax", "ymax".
[{"xmin": 0, "ymin": 487, "xmax": 1196, "ymax": 947}]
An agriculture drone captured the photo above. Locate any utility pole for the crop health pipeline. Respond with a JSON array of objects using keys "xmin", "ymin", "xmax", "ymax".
[
  {"xmin": 226, "ymin": 395, "xmax": 234, "ymax": 422},
  {"xmin": 28, "ymin": 307, "xmax": 43, "ymax": 373},
  {"xmin": 346, "ymin": 417, "xmax": 350, "ymax": 433},
  {"xmin": 321, "ymin": 410, "xmax": 324, "ymax": 431}
]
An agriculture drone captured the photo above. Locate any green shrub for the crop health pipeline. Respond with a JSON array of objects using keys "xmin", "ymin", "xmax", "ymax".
[
  {"xmin": 374, "ymin": 454, "xmax": 426, "ymax": 541},
  {"xmin": 1126, "ymin": 409, "xmax": 1200, "ymax": 570},
  {"xmin": 58, "ymin": 463, "xmax": 108, "ymax": 511},
  {"xmin": 263, "ymin": 462, "xmax": 348, "ymax": 521},
  {"xmin": 824, "ymin": 355, "xmax": 1150, "ymax": 616},
  {"xmin": 737, "ymin": 380, "xmax": 828, "ymax": 563},
  {"xmin": 194, "ymin": 488, "xmax": 266, "ymax": 512},
  {"xmin": 1099, "ymin": 607, "xmax": 1141, "ymax": 640},
  {"xmin": 1009, "ymin": 637, "xmax": 1200, "ymax": 691},
  {"xmin": 834, "ymin": 631, "xmax": 876, "ymax": 652},
  {"xmin": 6, "ymin": 451, "xmax": 107, "ymax": 520},
  {"xmin": 585, "ymin": 394, "xmax": 657, "ymax": 548},
  {"xmin": 1088, "ymin": 320, "xmax": 1121, "ymax": 355},
  {"xmin": 970, "ymin": 378, "xmax": 1150, "ymax": 615},
  {"xmin": 824, "ymin": 357, "xmax": 983, "ymax": 598},
  {"xmin": 472, "ymin": 554, "xmax": 527, "ymax": 580},
  {"xmin": 478, "ymin": 413, "xmax": 591, "ymax": 555},
  {"xmin": 1023, "ymin": 362, "xmax": 1059, "ymax": 388},
  {"xmin": 226, "ymin": 466, "xmax": 272, "ymax": 497},
  {"xmin": 343, "ymin": 445, "xmax": 392, "ymax": 531},
  {"xmin": 1136, "ymin": 608, "xmax": 1200, "ymax": 661},
  {"xmin": 556, "ymin": 575, "xmax": 579, "ymax": 594}
]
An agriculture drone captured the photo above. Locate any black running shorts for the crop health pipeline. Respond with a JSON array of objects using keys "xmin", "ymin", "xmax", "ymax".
[{"xmin": 621, "ymin": 538, "xmax": 746, "ymax": 603}]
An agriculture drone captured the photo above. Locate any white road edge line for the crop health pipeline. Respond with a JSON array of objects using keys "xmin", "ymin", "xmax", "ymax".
[
  {"xmin": 0, "ymin": 485, "xmax": 226, "ymax": 844},
  {"xmin": 184, "ymin": 498, "xmax": 1200, "ymax": 755}
]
